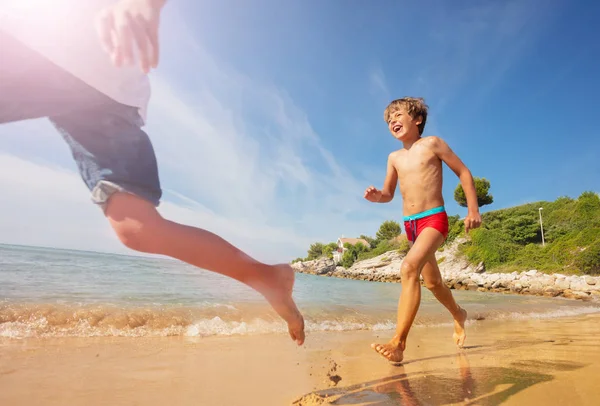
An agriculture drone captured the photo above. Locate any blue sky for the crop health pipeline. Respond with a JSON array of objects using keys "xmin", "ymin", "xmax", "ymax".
[{"xmin": 0, "ymin": 0, "xmax": 599, "ymax": 261}]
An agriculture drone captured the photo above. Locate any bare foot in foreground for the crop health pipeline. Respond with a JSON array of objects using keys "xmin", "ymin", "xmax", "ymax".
[
  {"xmin": 371, "ymin": 340, "xmax": 405, "ymax": 365},
  {"xmin": 260, "ymin": 264, "xmax": 305, "ymax": 345},
  {"xmin": 453, "ymin": 306, "xmax": 467, "ymax": 348}
]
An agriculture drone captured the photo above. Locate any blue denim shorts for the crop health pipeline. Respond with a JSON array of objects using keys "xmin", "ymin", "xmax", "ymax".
[{"xmin": 0, "ymin": 30, "xmax": 162, "ymax": 210}]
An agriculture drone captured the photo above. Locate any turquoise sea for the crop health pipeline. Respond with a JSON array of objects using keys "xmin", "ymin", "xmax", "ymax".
[{"xmin": 1, "ymin": 244, "xmax": 599, "ymax": 338}]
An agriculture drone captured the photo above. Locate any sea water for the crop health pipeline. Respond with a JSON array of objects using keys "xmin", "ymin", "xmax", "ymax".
[{"xmin": 1, "ymin": 244, "xmax": 598, "ymax": 338}]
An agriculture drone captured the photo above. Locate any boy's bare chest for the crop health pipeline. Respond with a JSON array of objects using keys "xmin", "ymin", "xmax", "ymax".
[{"xmin": 393, "ymin": 148, "xmax": 440, "ymax": 176}]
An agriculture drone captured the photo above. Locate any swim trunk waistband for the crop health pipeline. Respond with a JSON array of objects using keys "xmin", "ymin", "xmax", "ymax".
[{"xmin": 403, "ymin": 206, "xmax": 445, "ymax": 221}]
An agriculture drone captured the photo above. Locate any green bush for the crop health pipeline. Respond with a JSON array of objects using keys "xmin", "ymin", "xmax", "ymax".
[
  {"xmin": 340, "ymin": 242, "xmax": 369, "ymax": 267},
  {"xmin": 546, "ymin": 239, "xmax": 574, "ymax": 265},
  {"xmin": 444, "ymin": 214, "xmax": 463, "ymax": 245},
  {"xmin": 501, "ymin": 214, "xmax": 539, "ymax": 244},
  {"xmin": 462, "ymin": 191, "xmax": 600, "ymax": 274},
  {"xmin": 462, "ymin": 228, "xmax": 519, "ymax": 267},
  {"xmin": 575, "ymin": 241, "xmax": 600, "ymax": 275},
  {"xmin": 357, "ymin": 239, "xmax": 400, "ymax": 261},
  {"xmin": 397, "ymin": 238, "xmax": 410, "ymax": 256},
  {"xmin": 340, "ymin": 249, "xmax": 356, "ymax": 268},
  {"xmin": 570, "ymin": 228, "xmax": 600, "ymax": 247},
  {"xmin": 297, "ymin": 191, "xmax": 600, "ymax": 275}
]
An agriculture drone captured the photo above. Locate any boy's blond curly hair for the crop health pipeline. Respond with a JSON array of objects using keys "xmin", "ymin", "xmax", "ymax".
[{"xmin": 384, "ymin": 97, "xmax": 428, "ymax": 135}]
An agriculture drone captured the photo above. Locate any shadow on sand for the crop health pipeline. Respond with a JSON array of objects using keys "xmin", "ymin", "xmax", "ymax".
[{"xmin": 292, "ymin": 339, "xmax": 586, "ymax": 406}]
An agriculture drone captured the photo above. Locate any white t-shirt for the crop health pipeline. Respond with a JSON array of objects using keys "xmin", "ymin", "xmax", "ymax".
[{"xmin": 0, "ymin": 0, "xmax": 151, "ymax": 123}]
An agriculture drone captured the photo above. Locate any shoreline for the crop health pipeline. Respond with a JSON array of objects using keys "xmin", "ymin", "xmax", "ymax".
[
  {"xmin": 2, "ymin": 313, "xmax": 600, "ymax": 405},
  {"xmin": 292, "ymin": 239, "xmax": 600, "ymax": 302}
]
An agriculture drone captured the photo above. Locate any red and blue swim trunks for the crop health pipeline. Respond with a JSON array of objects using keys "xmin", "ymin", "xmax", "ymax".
[{"xmin": 403, "ymin": 206, "xmax": 449, "ymax": 243}]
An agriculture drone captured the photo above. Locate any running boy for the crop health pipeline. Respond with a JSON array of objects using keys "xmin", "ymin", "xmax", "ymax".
[
  {"xmin": 0, "ymin": 0, "xmax": 304, "ymax": 345},
  {"xmin": 364, "ymin": 97, "xmax": 481, "ymax": 363}
]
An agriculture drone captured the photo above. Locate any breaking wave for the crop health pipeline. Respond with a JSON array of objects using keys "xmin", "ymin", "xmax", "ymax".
[{"xmin": 1, "ymin": 302, "xmax": 599, "ymax": 339}]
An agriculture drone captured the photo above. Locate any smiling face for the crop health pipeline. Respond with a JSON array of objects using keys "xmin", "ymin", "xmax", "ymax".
[
  {"xmin": 386, "ymin": 106, "xmax": 422, "ymax": 141},
  {"xmin": 383, "ymin": 97, "xmax": 428, "ymax": 142}
]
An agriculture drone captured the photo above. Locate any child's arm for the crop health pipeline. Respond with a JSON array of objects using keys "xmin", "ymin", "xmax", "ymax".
[
  {"xmin": 429, "ymin": 137, "xmax": 482, "ymax": 232},
  {"xmin": 96, "ymin": 0, "xmax": 167, "ymax": 73},
  {"xmin": 364, "ymin": 152, "xmax": 398, "ymax": 203}
]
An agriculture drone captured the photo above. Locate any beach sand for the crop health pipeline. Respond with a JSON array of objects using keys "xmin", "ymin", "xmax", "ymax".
[{"xmin": 2, "ymin": 313, "xmax": 600, "ymax": 405}]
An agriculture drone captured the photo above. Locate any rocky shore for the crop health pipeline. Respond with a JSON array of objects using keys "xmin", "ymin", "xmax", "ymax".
[{"xmin": 291, "ymin": 239, "xmax": 600, "ymax": 301}]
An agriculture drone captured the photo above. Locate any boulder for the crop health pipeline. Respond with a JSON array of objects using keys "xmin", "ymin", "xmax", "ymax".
[
  {"xmin": 554, "ymin": 278, "xmax": 571, "ymax": 291},
  {"xmin": 312, "ymin": 258, "xmax": 336, "ymax": 275},
  {"xmin": 525, "ymin": 270, "xmax": 539, "ymax": 277}
]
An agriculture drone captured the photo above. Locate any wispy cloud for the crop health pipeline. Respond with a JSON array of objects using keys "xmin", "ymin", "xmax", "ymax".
[
  {"xmin": 143, "ymin": 18, "xmax": 401, "ymax": 259},
  {"xmin": 0, "ymin": 152, "xmax": 125, "ymax": 254},
  {"xmin": 369, "ymin": 66, "xmax": 391, "ymax": 102},
  {"xmin": 0, "ymin": 12, "xmax": 400, "ymax": 262}
]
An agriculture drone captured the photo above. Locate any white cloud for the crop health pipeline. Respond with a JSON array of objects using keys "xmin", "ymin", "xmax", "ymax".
[
  {"xmin": 0, "ymin": 152, "xmax": 124, "ymax": 254},
  {"xmin": 369, "ymin": 66, "xmax": 390, "ymax": 102},
  {"xmin": 0, "ymin": 151, "xmax": 316, "ymax": 262},
  {"xmin": 0, "ymin": 13, "xmax": 401, "ymax": 263}
]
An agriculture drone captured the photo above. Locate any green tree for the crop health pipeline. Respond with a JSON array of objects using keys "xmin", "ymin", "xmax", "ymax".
[
  {"xmin": 340, "ymin": 250, "xmax": 355, "ymax": 268},
  {"xmin": 322, "ymin": 242, "xmax": 339, "ymax": 259},
  {"xmin": 354, "ymin": 241, "xmax": 369, "ymax": 255},
  {"xmin": 454, "ymin": 177, "xmax": 494, "ymax": 208},
  {"xmin": 306, "ymin": 242, "xmax": 325, "ymax": 260},
  {"xmin": 340, "ymin": 242, "xmax": 369, "ymax": 268},
  {"xmin": 501, "ymin": 214, "xmax": 539, "ymax": 244},
  {"xmin": 375, "ymin": 220, "xmax": 401, "ymax": 243},
  {"xmin": 359, "ymin": 235, "xmax": 376, "ymax": 248}
]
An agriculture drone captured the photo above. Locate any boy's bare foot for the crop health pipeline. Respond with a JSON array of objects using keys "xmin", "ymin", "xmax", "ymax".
[
  {"xmin": 259, "ymin": 264, "xmax": 305, "ymax": 346},
  {"xmin": 453, "ymin": 306, "xmax": 467, "ymax": 348},
  {"xmin": 371, "ymin": 340, "xmax": 405, "ymax": 365}
]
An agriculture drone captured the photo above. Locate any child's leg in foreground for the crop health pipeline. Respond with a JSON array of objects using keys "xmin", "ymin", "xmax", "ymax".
[
  {"xmin": 0, "ymin": 27, "xmax": 304, "ymax": 345},
  {"xmin": 371, "ymin": 228, "xmax": 444, "ymax": 363},
  {"xmin": 105, "ymin": 192, "xmax": 305, "ymax": 345},
  {"xmin": 421, "ymin": 254, "xmax": 467, "ymax": 347}
]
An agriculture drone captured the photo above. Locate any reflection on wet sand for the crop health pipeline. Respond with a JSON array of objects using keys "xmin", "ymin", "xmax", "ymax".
[{"xmin": 293, "ymin": 352, "xmax": 585, "ymax": 405}]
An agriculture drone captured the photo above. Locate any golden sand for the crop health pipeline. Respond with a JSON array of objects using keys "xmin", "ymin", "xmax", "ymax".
[{"xmin": 2, "ymin": 313, "xmax": 600, "ymax": 405}]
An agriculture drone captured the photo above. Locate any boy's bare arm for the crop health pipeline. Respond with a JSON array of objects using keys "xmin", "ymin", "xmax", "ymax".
[
  {"xmin": 364, "ymin": 152, "xmax": 398, "ymax": 203},
  {"xmin": 430, "ymin": 137, "xmax": 482, "ymax": 232}
]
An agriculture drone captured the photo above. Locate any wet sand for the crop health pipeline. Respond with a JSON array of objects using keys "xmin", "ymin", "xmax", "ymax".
[{"xmin": 2, "ymin": 313, "xmax": 600, "ymax": 405}]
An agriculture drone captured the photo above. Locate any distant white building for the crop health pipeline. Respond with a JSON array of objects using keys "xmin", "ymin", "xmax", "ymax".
[{"xmin": 333, "ymin": 237, "xmax": 371, "ymax": 263}]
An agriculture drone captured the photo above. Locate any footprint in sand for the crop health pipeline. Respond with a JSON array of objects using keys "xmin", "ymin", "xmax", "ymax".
[
  {"xmin": 326, "ymin": 359, "xmax": 342, "ymax": 387},
  {"xmin": 292, "ymin": 393, "xmax": 333, "ymax": 406}
]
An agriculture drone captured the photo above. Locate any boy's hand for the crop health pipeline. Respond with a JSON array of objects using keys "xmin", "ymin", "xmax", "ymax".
[
  {"xmin": 96, "ymin": 0, "xmax": 166, "ymax": 73},
  {"xmin": 364, "ymin": 186, "xmax": 382, "ymax": 202},
  {"xmin": 464, "ymin": 211, "xmax": 482, "ymax": 234}
]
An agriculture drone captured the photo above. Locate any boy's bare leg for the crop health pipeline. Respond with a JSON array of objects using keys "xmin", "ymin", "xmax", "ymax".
[
  {"xmin": 421, "ymin": 253, "xmax": 468, "ymax": 348},
  {"xmin": 371, "ymin": 228, "xmax": 444, "ymax": 363},
  {"xmin": 104, "ymin": 192, "xmax": 305, "ymax": 345}
]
